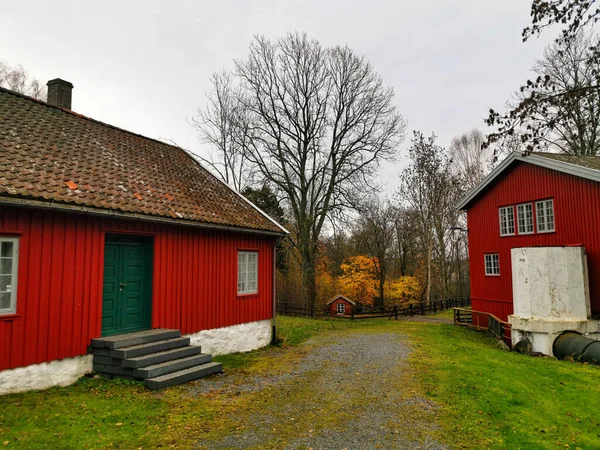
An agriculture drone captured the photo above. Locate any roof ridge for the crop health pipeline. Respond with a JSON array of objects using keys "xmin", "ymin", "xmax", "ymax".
[{"xmin": 0, "ymin": 85, "xmax": 186, "ymax": 154}]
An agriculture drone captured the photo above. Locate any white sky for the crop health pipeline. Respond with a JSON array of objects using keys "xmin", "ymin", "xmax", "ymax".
[{"xmin": 1, "ymin": 1, "xmax": 552, "ymax": 193}]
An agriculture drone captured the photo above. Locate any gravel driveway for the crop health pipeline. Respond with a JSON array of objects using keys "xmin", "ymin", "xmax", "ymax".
[{"xmin": 194, "ymin": 331, "xmax": 446, "ymax": 450}]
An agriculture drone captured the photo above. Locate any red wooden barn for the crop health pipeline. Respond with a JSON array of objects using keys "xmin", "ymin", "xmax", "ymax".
[
  {"xmin": 0, "ymin": 80, "xmax": 287, "ymax": 393},
  {"xmin": 458, "ymin": 151, "xmax": 600, "ymax": 322},
  {"xmin": 327, "ymin": 295, "xmax": 355, "ymax": 316}
]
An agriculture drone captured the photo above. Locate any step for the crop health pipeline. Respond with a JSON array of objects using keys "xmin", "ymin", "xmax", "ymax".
[
  {"xmin": 121, "ymin": 345, "xmax": 203, "ymax": 369},
  {"xmin": 134, "ymin": 353, "xmax": 213, "ymax": 379},
  {"xmin": 110, "ymin": 337, "xmax": 190, "ymax": 359},
  {"xmin": 144, "ymin": 362, "xmax": 223, "ymax": 390},
  {"xmin": 93, "ymin": 363, "xmax": 136, "ymax": 378},
  {"xmin": 91, "ymin": 329, "xmax": 181, "ymax": 350}
]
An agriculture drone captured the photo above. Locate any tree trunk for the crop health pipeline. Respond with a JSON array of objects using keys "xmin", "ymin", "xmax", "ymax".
[
  {"xmin": 300, "ymin": 245, "xmax": 317, "ymax": 316},
  {"xmin": 426, "ymin": 233, "xmax": 433, "ymax": 306}
]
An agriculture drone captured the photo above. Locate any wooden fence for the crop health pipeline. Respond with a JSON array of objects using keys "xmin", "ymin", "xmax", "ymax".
[
  {"xmin": 453, "ymin": 307, "xmax": 512, "ymax": 348},
  {"xmin": 277, "ymin": 297, "xmax": 471, "ymax": 320}
]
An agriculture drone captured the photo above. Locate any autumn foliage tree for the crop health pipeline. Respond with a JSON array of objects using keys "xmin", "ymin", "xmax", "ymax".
[{"xmin": 338, "ymin": 256, "xmax": 378, "ymax": 306}]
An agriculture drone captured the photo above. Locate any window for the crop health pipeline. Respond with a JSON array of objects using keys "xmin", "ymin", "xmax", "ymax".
[
  {"xmin": 484, "ymin": 254, "xmax": 500, "ymax": 276},
  {"xmin": 238, "ymin": 251, "xmax": 258, "ymax": 294},
  {"xmin": 499, "ymin": 206, "xmax": 515, "ymax": 236},
  {"xmin": 0, "ymin": 237, "xmax": 19, "ymax": 315},
  {"xmin": 337, "ymin": 303, "xmax": 345, "ymax": 314},
  {"xmin": 517, "ymin": 203, "xmax": 534, "ymax": 234},
  {"xmin": 536, "ymin": 199, "xmax": 555, "ymax": 233}
]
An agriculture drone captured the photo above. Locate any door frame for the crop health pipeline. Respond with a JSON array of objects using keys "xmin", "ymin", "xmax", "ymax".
[{"xmin": 101, "ymin": 233, "xmax": 154, "ymax": 336}]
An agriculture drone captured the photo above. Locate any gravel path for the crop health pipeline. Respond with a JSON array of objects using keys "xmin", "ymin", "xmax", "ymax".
[{"xmin": 196, "ymin": 332, "xmax": 445, "ymax": 450}]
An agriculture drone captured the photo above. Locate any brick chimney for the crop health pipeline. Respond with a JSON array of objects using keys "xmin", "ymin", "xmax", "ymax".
[{"xmin": 46, "ymin": 79, "xmax": 73, "ymax": 110}]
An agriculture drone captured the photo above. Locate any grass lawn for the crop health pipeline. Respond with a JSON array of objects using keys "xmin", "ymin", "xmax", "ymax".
[{"xmin": 1, "ymin": 316, "xmax": 599, "ymax": 449}]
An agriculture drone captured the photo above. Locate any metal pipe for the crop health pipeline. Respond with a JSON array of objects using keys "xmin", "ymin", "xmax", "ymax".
[{"xmin": 553, "ymin": 331, "xmax": 600, "ymax": 364}]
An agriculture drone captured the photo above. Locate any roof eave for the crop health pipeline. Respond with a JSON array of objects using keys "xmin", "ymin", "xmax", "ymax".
[
  {"xmin": 457, "ymin": 151, "xmax": 600, "ymax": 210},
  {"xmin": 0, "ymin": 196, "xmax": 287, "ymax": 237}
]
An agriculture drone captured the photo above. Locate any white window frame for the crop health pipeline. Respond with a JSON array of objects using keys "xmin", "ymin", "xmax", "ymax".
[
  {"xmin": 536, "ymin": 199, "xmax": 555, "ymax": 233},
  {"xmin": 499, "ymin": 206, "xmax": 515, "ymax": 236},
  {"xmin": 517, "ymin": 203, "xmax": 534, "ymax": 235},
  {"xmin": 337, "ymin": 303, "xmax": 345, "ymax": 314},
  {"xmin": 237, "ymin": 251, "xmax": 258, "ymax": 295},
  {"xmin": 0, "ymin": 236, "xmax": 19, "ymax": 315},
  {"xmin": 484, "ymin": 253, "xmax": 500, "ymax": 276}
]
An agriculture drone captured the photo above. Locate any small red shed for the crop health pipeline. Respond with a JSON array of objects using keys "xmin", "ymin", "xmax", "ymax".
[
  {"xmin": 0, "ymin": 81, "xmax": 287, "ymax": 393},
  {"xmin": 327, "ymin": 295, "xmax": 356, "ymax": 316},
  {"xmin": 458, "ymin": 152, "xmax": 600, "ymax": 322}
]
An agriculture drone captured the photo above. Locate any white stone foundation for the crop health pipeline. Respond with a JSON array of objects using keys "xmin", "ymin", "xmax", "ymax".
[
  {"xmin": 186, "ymin": 319, "xmax": 272, "ymax": 355},
  {"xmin": 0, "ymin": 354, "xmax": 92, "ymax": 395},
  {"xmin": 509, "ymin": 246, "xmax": 596, "ymax": 355},
  {"xmin": 0, "ymin": 320, "xmax": 272, "ymax": 395}
]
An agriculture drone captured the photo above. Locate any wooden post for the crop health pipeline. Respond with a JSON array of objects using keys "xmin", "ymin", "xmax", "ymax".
[
  {"xmin": 421, "ymin": 302, "xmax": 424, "ymax": 315},
  {"xmin": 409, "ymin": 304, "xmax": 413, "ymax": 317},
  {"xmin": 395, "ymin": 306, "xmax": 398, "ymax": 320},
  {"xmin": 351, "ymin": 309, "xmax": 354, "ymax": 321}
]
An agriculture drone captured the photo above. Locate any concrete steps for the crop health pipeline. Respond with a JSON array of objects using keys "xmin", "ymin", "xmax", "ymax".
[{"xmin": 91, "ymin": 329, "xmax": 222, "ymax": 389}]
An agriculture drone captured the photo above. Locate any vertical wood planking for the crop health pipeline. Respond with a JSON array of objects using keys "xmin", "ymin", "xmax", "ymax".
[
  {"xmin": 468, "ymin": 162, "xmax": 600, "ymax": 321},
  {"xmin": 0, "ymin": 205, "xmax": 277, "ymax": 371}
]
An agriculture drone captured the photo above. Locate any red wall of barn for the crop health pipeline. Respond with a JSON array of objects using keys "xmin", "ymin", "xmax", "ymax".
[
  {"xmin": 467, "ymin": 162, "xmax": 600, "ymax": 321},
  {"xmin": 0, "ymin": 206, "xmax": 275, "ymax": 371}
]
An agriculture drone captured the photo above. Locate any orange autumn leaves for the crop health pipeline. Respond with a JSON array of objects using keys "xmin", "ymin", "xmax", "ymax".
[{"xmin": 318, "ymin": 255, "xmax": 421, "ymax": 307}]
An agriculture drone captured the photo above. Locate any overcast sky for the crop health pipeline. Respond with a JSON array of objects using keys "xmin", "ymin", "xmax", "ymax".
[{"xmin": 2, "ymin": 1, "xmax": 552, "ymax": 192}]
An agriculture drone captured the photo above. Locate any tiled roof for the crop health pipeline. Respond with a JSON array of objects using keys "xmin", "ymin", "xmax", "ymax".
[
  {"xmin": 0, "ymin": 87, "xmax": 285, "ymax": 234},
  {"xmin": 533, "ymin": 152, "xmax": 600, "ymax": 171}
]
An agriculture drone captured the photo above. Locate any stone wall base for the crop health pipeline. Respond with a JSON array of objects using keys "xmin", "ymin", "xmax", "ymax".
[{"xmin": 509, "ymin": 316, "xmax": 600, "ymax": 356}]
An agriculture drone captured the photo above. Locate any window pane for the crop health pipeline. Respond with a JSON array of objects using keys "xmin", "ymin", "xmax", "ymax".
[
  {"xmin": 0, "ymin": 258, "xmax": 12, "ymax": 275},
  {"xmin": 1, "ymin": 241, "xmax": 13, "ymax": 258},
  {"xmin": 536, "ymin": 202, "xmax": 546, "ymax": 231},
  {"xmin": 0, "ymin": 292, "xmax": 11, "ymax": 310},
  {"xmin": 0, "ymin": 275, "xmax": 12, "ymax": 292}
]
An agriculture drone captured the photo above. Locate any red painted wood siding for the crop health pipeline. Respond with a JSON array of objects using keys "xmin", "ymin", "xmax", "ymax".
[
  {"xmin": 467, "ymin": 161, "xmax": 600, "ymax": 321},
  {"xmin": 0, "ymin": 206, "xmax": 275, "ymax": 371}
]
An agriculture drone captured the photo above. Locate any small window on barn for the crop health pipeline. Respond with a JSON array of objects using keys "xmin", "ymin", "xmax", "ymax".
[
  {"xmin": 337, "ymin": 303, "xmax": 345, "ymax": 314},
  {"xmin": 238, "ymin": 251, "xmax": 258, "ymax": 295},
  {"xmin": 517, "ymin": 203, "xmax": 534, "ymax": 235},
  {"xmin": 0, "ymin": 237, "xmax": 19, "ymax": 315},
  {"xmin": 536, "ymin": 199, "xmax": 555, "ymax": 233},
  {"xmin": 484, "ymin": 254, "xmax": 500, "ymax": 276},
  {"xmin": 499, "ymin": 206, "xmax": 515, "ymax": 236}
]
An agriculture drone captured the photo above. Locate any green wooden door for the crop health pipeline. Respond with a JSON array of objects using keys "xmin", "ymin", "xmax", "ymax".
[{"xmin": 102, "ymin": 236, "xmax": 153, "ymax": 336}]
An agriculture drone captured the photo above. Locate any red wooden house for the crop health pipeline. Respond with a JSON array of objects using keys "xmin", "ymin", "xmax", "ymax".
[
  {"xmin": 0, "ymin": 80, "xmax": 287, "ymax": 393},
  {"xmin": 458, "ymin": 151, "xmax": 600, "ymax": 322},
  {"xmin": 327, "ymin": 295, "xmax": 355, "ymax": 316}
]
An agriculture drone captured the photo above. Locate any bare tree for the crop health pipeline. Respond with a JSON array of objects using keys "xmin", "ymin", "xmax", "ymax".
[
  {"xmin": 0, "ymin": 62, "xmax": 45, "ymax": 100},
  {"xmin": 487, "ymin": 1, "xmax": 600, "ymax": 152},
  {"xmin": 392, "ymin": 207, "xmax": 420, "ymax": 278},
  {"xmin": 352, "ymin": 199, "xmax": 396, "ymax": 308},
  {"xmin": 209, "ymin": 33, "xmax": 406, "ymax": 312},
  {"xmin": 192, "ymin": 71, "xmax": 257, "ymax": 191},
  {"xmin": 398, "ymin": 132, "xmax": 455, "ymax": 305},
  {"xmin": 449, "ymin": 129, "xmax": 494, "ymax": 189}
]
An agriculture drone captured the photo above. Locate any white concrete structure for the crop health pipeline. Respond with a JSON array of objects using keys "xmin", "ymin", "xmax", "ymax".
[
  {"xmin": 509, "ymin": 246, "xmax": 600, "ymax": 355},
  {"xmin": 0, "ymin": 355, "xmax": 93, "ymax": 395},
  {"xmin": 187, "ymin": 319, "xmax": 272, "ymax": 355}
]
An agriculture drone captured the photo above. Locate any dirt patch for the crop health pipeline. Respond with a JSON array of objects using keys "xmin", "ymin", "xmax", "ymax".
[{"xmin": 192, "ymin": 332, "xmax": 445, "ymax": 449}]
